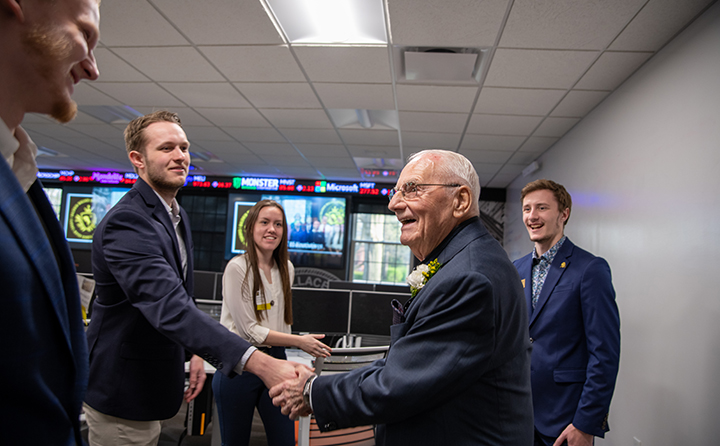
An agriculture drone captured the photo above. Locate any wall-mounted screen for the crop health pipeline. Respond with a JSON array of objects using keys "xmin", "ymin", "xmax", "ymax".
[
  {"xmin": 226, "ymin": 193, "xmax": 347, "ymax": 269},
  {"xmin": 63, "ymin": 187, "xmax": 130, "ymax": 244}
]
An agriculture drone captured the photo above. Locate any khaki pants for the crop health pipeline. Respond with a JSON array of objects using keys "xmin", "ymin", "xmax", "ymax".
[{"xmin": 83, "ymin": 403, "xmax": 162, "ymax": 446}]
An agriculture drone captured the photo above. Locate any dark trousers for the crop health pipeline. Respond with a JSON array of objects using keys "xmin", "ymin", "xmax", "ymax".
[
  {"xmin": 212, "ymin": 347, "xmax": 294, "ymax": 446},
  {"xmin": 534, "ymin": 428, "xmax": 565, "ymax": 446}
]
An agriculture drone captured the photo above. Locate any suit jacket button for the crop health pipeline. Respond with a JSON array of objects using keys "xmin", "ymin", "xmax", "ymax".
[{"xmin": 529, "ymin": 337, "xmax": 534, "ymax": 343}]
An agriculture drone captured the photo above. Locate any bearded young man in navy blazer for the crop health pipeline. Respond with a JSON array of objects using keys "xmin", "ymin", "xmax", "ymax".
[
  {"xmin": 513, "ymin": 179, "xmax": 620, "ymax": 446},
  {"xmin": 85, "ymin": 111, "xmax": 306, "ymax": 445},
  {"xmin": 0, "ymin": 0, "xmax": 101, "ymax": 444},
  {"xmin": 271, "ymin": 150, "xmax": 533, "ymax": 446}
]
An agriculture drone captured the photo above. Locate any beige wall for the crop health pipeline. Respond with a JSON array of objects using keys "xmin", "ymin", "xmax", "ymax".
[{"xmin": 503, "ymin": 3, "xmax": 720, "ymax": 445}]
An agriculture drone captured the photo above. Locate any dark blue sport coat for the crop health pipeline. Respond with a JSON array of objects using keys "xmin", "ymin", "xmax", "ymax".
[
  {"xmin": 1, "ymin": 157, "xmax": 88, "ymax": 445},
  {"xmin": 86, "ymin": 178, "xmax": 251, "ymax": 421},
  {"xmin": 514, "ymin": 238, "xmax": 620, "ymax": 438},
  {"xmin": 311, "ymin": 218, "xmax": 534, "ymax": 446}
]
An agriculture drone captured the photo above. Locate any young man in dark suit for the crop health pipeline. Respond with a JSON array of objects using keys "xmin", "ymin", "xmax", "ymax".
[
  {"xmin": 514, "ymin": 179, "xmax": 620, "ymax": 446},
  {"xmin": 271, "ymin": 149, "xmax": 534, "ymax": 446},
  {"xmin": 85, "ymin": 111, "xmax": 306, "ymax": 445},
  {"xmin": 0, "ymin": 0, "xmax": 100, "ymax": 443}
]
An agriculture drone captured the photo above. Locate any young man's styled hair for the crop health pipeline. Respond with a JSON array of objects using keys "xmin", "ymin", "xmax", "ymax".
[
  {"xmin": 124, "ymin": 110, "xmax": 182, "ymax": 156},
  {"xmin": 521, "ymin": 179, "xmax": 573, "ymax": 225}
]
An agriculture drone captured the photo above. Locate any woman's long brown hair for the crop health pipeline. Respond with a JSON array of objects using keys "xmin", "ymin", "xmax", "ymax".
[{"xmin": 241, "ymin": 200, "xmax": 293, "ymax": 324}]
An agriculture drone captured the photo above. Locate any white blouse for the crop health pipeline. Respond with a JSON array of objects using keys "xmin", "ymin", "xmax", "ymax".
[{"xmin": 220, "ymin": 255, "xmax": 295, "ymax": 346}]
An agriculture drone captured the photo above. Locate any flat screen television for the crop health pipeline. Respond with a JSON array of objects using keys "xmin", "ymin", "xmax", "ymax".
[
  {"xmin": 291, "ymin": 288, "xmax": 350, "ymax": 335},
  {"xmin": 226, "ymin": 193, "xmax": 347, "ymax": 269},
  {"xmin": 62, "ymin": 187, "xmax": 130, "ymax": 245}
]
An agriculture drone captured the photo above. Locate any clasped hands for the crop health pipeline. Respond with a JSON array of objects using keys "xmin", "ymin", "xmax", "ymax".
[{"xmin": 269, "ymin": 365, "xmax": 316, "ymax": 420}]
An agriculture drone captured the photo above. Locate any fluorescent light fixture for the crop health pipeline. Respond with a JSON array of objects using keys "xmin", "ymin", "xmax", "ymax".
[
  {"xmin": 265, "ymin": 0, "xmax": 387, "ymax": 45},
  {"xmin": 327, "ymin": 109, "xmax": 398, "ymax": 130}
]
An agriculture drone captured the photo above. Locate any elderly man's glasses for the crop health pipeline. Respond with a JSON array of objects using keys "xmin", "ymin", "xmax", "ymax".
[{"xmin": 388, "ymin": 182, "xmax": 461, "ymax": 201}]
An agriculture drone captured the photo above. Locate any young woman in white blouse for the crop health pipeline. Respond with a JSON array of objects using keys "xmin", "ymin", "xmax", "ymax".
[{"xmin": 212, "ymin": 199, "xmax": 331, "ymax": 446}]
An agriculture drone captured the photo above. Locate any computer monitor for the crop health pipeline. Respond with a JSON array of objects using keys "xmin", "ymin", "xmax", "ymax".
[
  {"xmin": 349, "ymin": 291, "xmax": 399, "ymax": 337},
  {"xmin": 193, "ymin": 270, "xmax": 220, "ymax": 300},
  {"xmin": 291, "ymin": 288, "xmax": 350, "ymax": 335}
]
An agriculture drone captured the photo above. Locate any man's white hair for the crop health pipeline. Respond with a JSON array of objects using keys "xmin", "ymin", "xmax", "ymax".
[{"xmin": 406, "ymin": 150, "xmax": 481, "ymax": 214}]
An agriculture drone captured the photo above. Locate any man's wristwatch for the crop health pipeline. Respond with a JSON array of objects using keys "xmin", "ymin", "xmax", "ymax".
[{"xmin": 302, "ymin": 374, "xmax": 317, "ymax": 408}]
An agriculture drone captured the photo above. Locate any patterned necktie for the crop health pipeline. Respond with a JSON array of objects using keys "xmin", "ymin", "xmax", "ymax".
[{"xmin": 531, "ymin": 257, "xmax": 549, "ymax": 310}]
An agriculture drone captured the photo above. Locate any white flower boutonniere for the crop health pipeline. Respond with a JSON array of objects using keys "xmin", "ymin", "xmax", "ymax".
[{"xmin": 406, "ymin": 259, "xmax": 442, "ymax": 297}]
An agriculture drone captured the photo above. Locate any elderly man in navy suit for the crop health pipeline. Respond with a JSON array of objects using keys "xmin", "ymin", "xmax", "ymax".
[
  {"xmin": 271, "ymin": 149, "xmax": 533, "ymax": 446},
  {"xmin": 85, "ymin": 111, "xmax": 307, "ymax": 445},
  {"xmin": 0, "ymin": 0, "xmax": 101, "ymax": 444},
  {"xmin": 513, "ymin": 179, "xmax": 620, "ymax": 446}
]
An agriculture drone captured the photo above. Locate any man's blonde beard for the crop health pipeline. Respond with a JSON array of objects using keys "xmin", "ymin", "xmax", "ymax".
[{"xmin": 21, "ymin": 24, "xmax": 79, "ymax": 123}]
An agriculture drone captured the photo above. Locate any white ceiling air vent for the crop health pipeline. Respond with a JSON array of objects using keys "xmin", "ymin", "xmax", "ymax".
[{"xmin": 394, "ymin": 47, "xmax": 489, "ymax": 85}]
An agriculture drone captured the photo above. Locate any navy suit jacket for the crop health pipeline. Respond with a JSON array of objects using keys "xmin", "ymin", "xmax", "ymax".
[
  {"xmin": 312, "ymin": 218, "xmax": 533, "ymax": 446},
  {"xmin": 86, "ymin": 178, "xmax": 251, "ymax": 421},
  {"xmin": 514, "ymin": 239, "xmax": 620, "ymax": 438},
  {"xmin": 1, "ymin": 159, "xmax": 88, "ymax": 445}
]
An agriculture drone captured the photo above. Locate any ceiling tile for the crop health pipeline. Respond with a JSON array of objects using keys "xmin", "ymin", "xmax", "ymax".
[
  {"xmin": 550, "ymin": 90, "xmax": 610, "ymax": 117},
  {"xmin": 133, "ymin": 107, "xmax": 212, "ymax": 126},
  {"xmin": 196, "ymin": 108, "xmax": 269, "ymax": 127},
  {"xmin": 234, "ymin": 83, "xmax": 320, "ymax": 109},
  {"xmin": 223, "ymin": 127, "xmax": 285, "ymax": 143},
  {"xmin": 294, "ymin": 47, "xmax": 392, "ymax": 83},
  {"xmin": 469, "ymin": 163, "xmax": 504, "ymax": 175},
  {"xmin": 295, "ymin": 144, "xmax": 349, "ymax": 157},
  {"xmin": 261, "ymin": 109, "xmax": 333, "ymax": 129},
  {"xmin": 184, "ymin": 126, "xmax": 234, "ymax": 142},
  {"xmin": 396, "ymin": 85, "xmax": 478, "ymax": 112},
  {"xmin": 201, "ymin": 46, "xmax": 305, "ymax": 82},
  {"xmin": 61, "ymin": 124, "xmax": 123, "ymax": 139},
  {"xmin": 575, "ymin": 51, "xmax": 653, "ymax": 90},
  {"xmin": 152, "ymin": 0, "xmax": 283, "ymax": 45},
  {"xmin": 315, "ymin": 168, "xmax": 364, "ymax": 180},
  {"xmin": 459, "ymin": 149, "xmax": 513, "ymax": 164},
  {"xmin": 244, "ymin": 142, "xmax": 297, "ymax": 157},
  {"xmin": 485, "ymin": 49, "xmax": 599, "ymax": 89},
  {"xmin": 508, "ymin": 151, "xmax": 540, "ymax": 165},
  {"xmin": 314, "ymin": 83, "xmax": 395, "ymax": 110},
  {"xmin": 94, "ymin": 49, "xmax": 149, "ymax": 82},
  {"xmin": 340, "ymin": 129, "xmax": 399, "ymax": 146},
  {"xmin": 388, "ymin": 0, "xmax": 509, "ymax": 47},
  {"xmin": 533, "ymin": 117, "xmax": 580, "ymax": 137},
  {"xmin": 401, "ymin": 132, "xmax": 462, "ymax": 149},
  {"xmin": 280, "ymin": 129, "xmax": 342, "ymax": 144},
  {"xmin": 72, "ymin": 83, "xmax": 123, "ymax": 106},
  {"xmin": 160, "ymin": 83, "xmax": 251, "ymax": 108},
  {"xmin": 304, "ymin": 156, "xmax": 357, "ymax": 168},
  {"xmin": 609, "ymin": 0, "xmax": 715, "ymax": 51},
  {"xmin": 500, "ymin": 0, "xmax": 645, "ymax": 49},
  {"xmin": 518, "ymin": 136, "xmax": 558, "ymax": 153},
  {"xmin": 398, "ymin": 111, "xmax": 468, "ymax": 133},
  {"xmin": 475, "ymin": 87, "xmax": 565, "ymax": 115},
  {"xmin": 460, "ymin": 134, "xmax": 525, "ymax": 151},
  {"xmin": 91, "ymin": 82, "xmax": 184, "ymax": 107},
  {"xmin": 467, "ymin": 114, "xmax": 543, "ymax": 135},
  {"xmin": 346, "ymin": 145, "xmax": 403, "ymax": 159},
  {"xmin": 260, "ymin": 155, "xmax": 309, "ymax": 167},
  {"xmin": 98, "ymin": 1, "xmax": 188, "ymax": 46},
  {"xmin": 194, "ymin": 141, "xmax": 252, "ymax": 156},
  {"xmin": 113, "ymin": 47, "xmax": 224, "ymax": 82}
]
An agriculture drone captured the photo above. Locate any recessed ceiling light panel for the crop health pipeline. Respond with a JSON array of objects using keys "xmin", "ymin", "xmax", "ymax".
[{"xmin": 266, "ymin": 0, "xmax": 387, "ymax": 45}]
